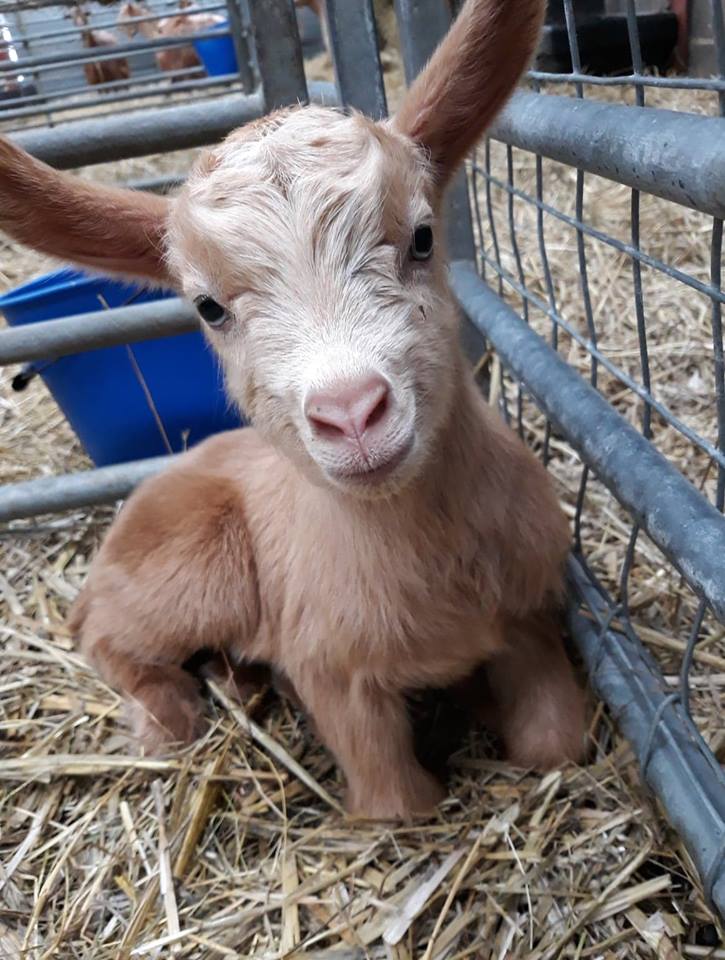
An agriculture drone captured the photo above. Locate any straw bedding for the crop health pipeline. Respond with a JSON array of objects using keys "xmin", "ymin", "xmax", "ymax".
[{"xmin": 0, "ymin": 39, "xmax": 724, "ymax": 959}]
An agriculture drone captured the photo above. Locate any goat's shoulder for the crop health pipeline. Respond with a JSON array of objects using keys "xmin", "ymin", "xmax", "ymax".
[{"xmin": 70, "ymin": 428, "xmax": 269, "ymax": 650}]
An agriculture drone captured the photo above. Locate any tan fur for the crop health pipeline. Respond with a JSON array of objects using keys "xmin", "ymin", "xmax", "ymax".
[
  {"xmin": 0, "ymin": 136, "xmax": 170, "ymax": 282},
  {"xmin": 118, "ymin": 1, "xmax": 223, "ymax": 77},
  {"xmin": 394, "ymin": 0, "xmax": 545, "ymax": 183},
  {"xmin": 1, "ymin": 0, "xmax": 585, "ymax": 820}
]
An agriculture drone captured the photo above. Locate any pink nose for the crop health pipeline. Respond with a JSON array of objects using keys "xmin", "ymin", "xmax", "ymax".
[{"xmin": 305, "ymin": 373, "xmax": 391, "ymax": 442}]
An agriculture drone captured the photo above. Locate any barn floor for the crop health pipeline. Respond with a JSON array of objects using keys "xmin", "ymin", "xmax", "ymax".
[{"xmin": 1, "ymin": 45, "xmax": 724, "ymax": 959}]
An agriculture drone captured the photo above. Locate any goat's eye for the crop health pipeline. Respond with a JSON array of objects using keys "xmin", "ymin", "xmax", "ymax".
[
  {"xmin": 410, "ymin": 225, "xmax": 434, "ymax": 261},
  {"xmin": 194, "ymin": 295, "xmax": 228, "ymax": 328}
]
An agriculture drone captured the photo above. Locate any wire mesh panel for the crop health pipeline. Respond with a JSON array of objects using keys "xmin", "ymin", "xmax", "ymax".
[{"xmin": 453, "ymin": 0, "xmax": 725, "ymax": 921}]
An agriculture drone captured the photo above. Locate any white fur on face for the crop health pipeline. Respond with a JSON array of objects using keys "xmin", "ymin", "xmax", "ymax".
[{"xmin": 167, "ymin": 106, "xmax": 461, "ymax": 496}]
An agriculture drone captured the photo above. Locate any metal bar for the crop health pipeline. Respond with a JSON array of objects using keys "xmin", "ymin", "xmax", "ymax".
[
  {"xmin": 711, "ymin": 0, "xmax": 725, "ymax": 115},
  {"xmin": 0, "ymin": 300, "xmax": 198, "ymax": 366},
  {"xmin": 225, "ymin": 0, "xmax": 254, "ymax": 92},
  {"xmin": 0, "ymin": 0, "xmax": 204, "ymax": 17},
  {"xmin": 482, "ymin": 140, "xmax": 503, "ymax": 296},
  {"xmin": 567, "ymin": 554, "xmax": 725, "ymax": 921},
  {"xmin": 1, "ymin": 73, "xmax": 241, "ymax": 125},
  {"xmin": 0, "ymin": 65, "xmax": 205, "ymax": 113},
  {"xmin": 0, "ymin": 3, "xmax": 228, "ymax": 49},
  {"xmin": 490, "ymin": 91, "xmax": 725, "ymax": 221},
  {"xmin": 0, "ymin": 26, "xmax": 233, "ymax": 76},
  {"xmin": 712, "ymin": 219, "xmax": 725, "ymax": 512},
  {"xmin": 326, "ymin": 0, "xmax": 386, "ymax": 119},
  {"xmin": 530, "ymin": 78, "xmax": 559, "ymax": 466},
  {"xmin": 449, "ymin": 260, "xmax": 725, "ymax": 623},
  {"xmin": 127, "ymin": 173, "xmax": 186, "ymax": 193},
  {"xmin": 393, "ymin": 0, "xmax": 450, "ymax": 81},
  {"xmin": 527, "ymin": 70, "xmax": 725, "ymax": 92},
  {"xmin": 10, "ymin": 81, "xmax": 337, "ymax": 168},
  {"xmin": 616, "ymin": 0, "xmax": 651, "ymax": 651},
  {"xmin": 247, "ymin": 0, "xmax": 307, "ymax": 111},
  {"xmin": 393, "ymin": 0, "xmax": 475, "ymax": 261},
  {"xmin": 0, "ymin": 457, "xmax": 175, "ymax": 524},
  {"xmin": 504, "ymin": 143, "xmax": 527, "ymax": 436},
  {"xmin": 9, "ymin": 90, "xmax": 262, "ymax": 166}
]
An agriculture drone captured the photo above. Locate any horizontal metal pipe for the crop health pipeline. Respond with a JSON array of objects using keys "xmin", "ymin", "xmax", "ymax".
[
  {"xmin": 528, "ymin": 70, "xmax": 725, "ymax": 93},
  {"xmin": 0, "ymin": 64, "xmax": 203, "ymax": 112},
  {"xmin": 2, "ymin": 72, "xmax": 241, "ymax": 124},
  {"xmin": 0, "ymin": 0, "xmax": 173, "ymax": 13},
  {"xmin": 0, "ymin": 3, "xmax": 227, "ymax": 49},
  {"xmin": 127, "ymin": 173, "xmax": 186, "ymax": 193},
  {"xmin": 450, "ymin": 260, "xmax": 725, "ymax": 622},
  {"xmin": 0, "ymin": 299, "xmax": 198, "ymax": 365},
  {"xmin": 1, "ymin": 26, "xmax": 232, "ymax": 77},
  {"xmin": 0, "ymin": 456, "xmax": 175, "ymax": 523},
  {"xmin": 10, "ymin": 81, "xmax": 338, "ymax": 168},
  {"xmin": 567, "ymin": 555, "xmax": 725, "ymax": 920},
  {"xmin": 491, "ymin": 91, "xmax": 725, "ymax": 220}
]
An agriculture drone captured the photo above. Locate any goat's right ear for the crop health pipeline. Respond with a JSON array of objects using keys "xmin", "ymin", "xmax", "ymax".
[
  {"xmin": 393, "ymin": 0, "xmax": 545, "ymax": 189},
  {"xmin": 0, "ymin": 136, "xmax": 174, "ymax": 286}
]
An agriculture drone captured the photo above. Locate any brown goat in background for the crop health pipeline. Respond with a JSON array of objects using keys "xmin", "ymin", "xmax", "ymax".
[
  {"xmin": 71, "ymin": 5, "xmax": 130, "ymax": 86},
  {"xmin": 0, "ymin": 0, "xmax": 585, "ymax": 820},
  {"xmin": 117, "ymin": 0, "xmax": 223, "ymax": 78}
]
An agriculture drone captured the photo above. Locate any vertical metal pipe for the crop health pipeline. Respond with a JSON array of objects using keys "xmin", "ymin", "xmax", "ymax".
[
  {"xmin": 325, "ymin": 0, "xmax": 387, "ymax": 118},
  {"xmin": 246, "ymin": 0, "xmax": 308, "ymax": 111},
  {"xmin": 224, "ymin": 0, "xmax": 255, "ymax": 92},
  {"xmin": 392, "ymin": 0, "xmax": 476, "ymax": 261}
]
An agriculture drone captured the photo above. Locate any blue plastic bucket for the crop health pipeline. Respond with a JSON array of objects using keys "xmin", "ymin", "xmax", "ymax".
[
  {"xmin": 193, "ymin": 20, "xmax": 238, "ymax": 77},
  {"xmin": 0, "ymin": 268, "xmax": 241, "ymax": 466}
]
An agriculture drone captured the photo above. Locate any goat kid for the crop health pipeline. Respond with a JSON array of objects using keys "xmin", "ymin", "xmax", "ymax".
[
  {"xmin": 117, "ymin": 1, "xmax": 221, "ymax": 78},
  {"xmin": 71, "ymin": 5, "xmax": 130, "ymax": 87},
  {"xmin": 0, "ymin": 0, "xmax": 586, "ymax": 820}
]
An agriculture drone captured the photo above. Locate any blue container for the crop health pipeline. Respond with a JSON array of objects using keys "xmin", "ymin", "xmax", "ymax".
[
  {"xmin": 193, "ymin": 20, "xmax": 238, "ymax": 77},
  {"xmin": 0, "ymin": 268, "xmax": 241, "ymax": 466}
]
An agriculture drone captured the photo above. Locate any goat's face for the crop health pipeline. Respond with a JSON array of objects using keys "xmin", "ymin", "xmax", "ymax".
[
  {"xmin": 168, "ymin": 107, "xmax": 460, "ymax": 497},
  {"xmin": 0, "ymin": 0, "xmax": 544, "ymax": 492},
  {"xmin": 117, "ymin": 1, "xmax": 144, "ymax": 36}
]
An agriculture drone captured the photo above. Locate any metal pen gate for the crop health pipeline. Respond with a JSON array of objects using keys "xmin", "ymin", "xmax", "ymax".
[
  {"xmin": 0, "ymin": 0, "xmax": 256, "ymax": 130},
  {"xmin": 0, "ymin": 0, "xmax": 723, "ymax": 923}
]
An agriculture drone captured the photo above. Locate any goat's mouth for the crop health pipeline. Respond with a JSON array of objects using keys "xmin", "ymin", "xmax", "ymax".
[{"xmin": 327, "ymin": 433, "xmax": 415, "ymax": 488}]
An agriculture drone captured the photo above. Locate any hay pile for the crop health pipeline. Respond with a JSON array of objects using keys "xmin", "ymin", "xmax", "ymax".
[{"xmin": 1, "ymin": 66, "xmax": 724, "ymax": 959}]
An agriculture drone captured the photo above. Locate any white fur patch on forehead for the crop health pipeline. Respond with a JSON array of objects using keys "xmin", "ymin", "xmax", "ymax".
[
  {"xmin": 189, "ymin": 106, "xmax": 427, "ymax": 200},
  {"xmin": 168, "ymin": 106, "xmax": 433, "ymax": 294}
]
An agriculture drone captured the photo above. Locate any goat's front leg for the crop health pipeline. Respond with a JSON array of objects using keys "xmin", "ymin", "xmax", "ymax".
[
  {"xmin": 486, "ymin": 612, "xmax": 587, "ymax": 769},
  {"xmin": 70, "ymin": 457, "xmax": 259, "ymax": 752},
  {"xmin": 293, "ymin": 669, "xmax": 445, "ymax": 820}
]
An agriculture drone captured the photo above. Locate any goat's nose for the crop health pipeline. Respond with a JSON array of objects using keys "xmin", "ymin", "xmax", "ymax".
[{"xmin": 305, "ymin": 374, "xmax": 391, "ymax": 442}]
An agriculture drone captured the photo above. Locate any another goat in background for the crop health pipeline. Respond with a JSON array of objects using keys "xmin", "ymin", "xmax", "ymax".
[{"xmin": 71, "ymin": 5, "xmax": 130, "ymax": 87}]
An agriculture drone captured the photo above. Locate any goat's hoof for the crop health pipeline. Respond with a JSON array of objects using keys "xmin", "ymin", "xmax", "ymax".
[
  {"xmin": 346, "ymin": 769, "xmax": 446, "ymax": 821},
  {"xmin": 199, "ymin": 655, "xmax": 271, "ymax": 702},
  {"xmin": 127, "ymin": 679, "xmax": 205, "ymax": 752},
  {"xmin": 506, "ymin": 715, "xmax": 586, "ymax": 770}
]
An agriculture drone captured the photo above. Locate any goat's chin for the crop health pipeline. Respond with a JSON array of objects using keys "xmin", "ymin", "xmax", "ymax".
[{"xmin": 312, "ymin": 434, "xmax": 426, "ymax": 501}]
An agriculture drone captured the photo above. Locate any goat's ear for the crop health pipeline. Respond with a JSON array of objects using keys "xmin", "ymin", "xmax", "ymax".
[
  {"xmin": 0, "ymin": 136, "xmax": 174, "ymax": 286},
  {"xmin": 393, "ymin": 0, "xmax": 544, "ymax": 188}
]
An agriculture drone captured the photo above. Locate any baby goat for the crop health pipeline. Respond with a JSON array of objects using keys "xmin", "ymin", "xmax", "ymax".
[{"xmin": 0, "ymin": 0, "xmax": 585, "ymax": 819}]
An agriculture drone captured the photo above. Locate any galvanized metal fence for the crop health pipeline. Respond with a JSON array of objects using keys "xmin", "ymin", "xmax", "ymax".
[
  {"xmin": 0, "ymin": 0, "xmax": 255, "ymax": 132},
  {"xmin": 0, "ymin": 0, "xmax": 723, "ymax": 923},
  {"xmin": 452, "ymin": 0, "xmax": 725, "ymax": 921}
]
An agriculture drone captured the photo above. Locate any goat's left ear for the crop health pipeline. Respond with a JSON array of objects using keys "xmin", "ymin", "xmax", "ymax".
[
  {"xmin": 393, "ymin": 0, "xmax": 545, "ymax": 189},
  {"xmin": 0, "ymin": 136, "xmax": 174, "ymax": 286}
]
